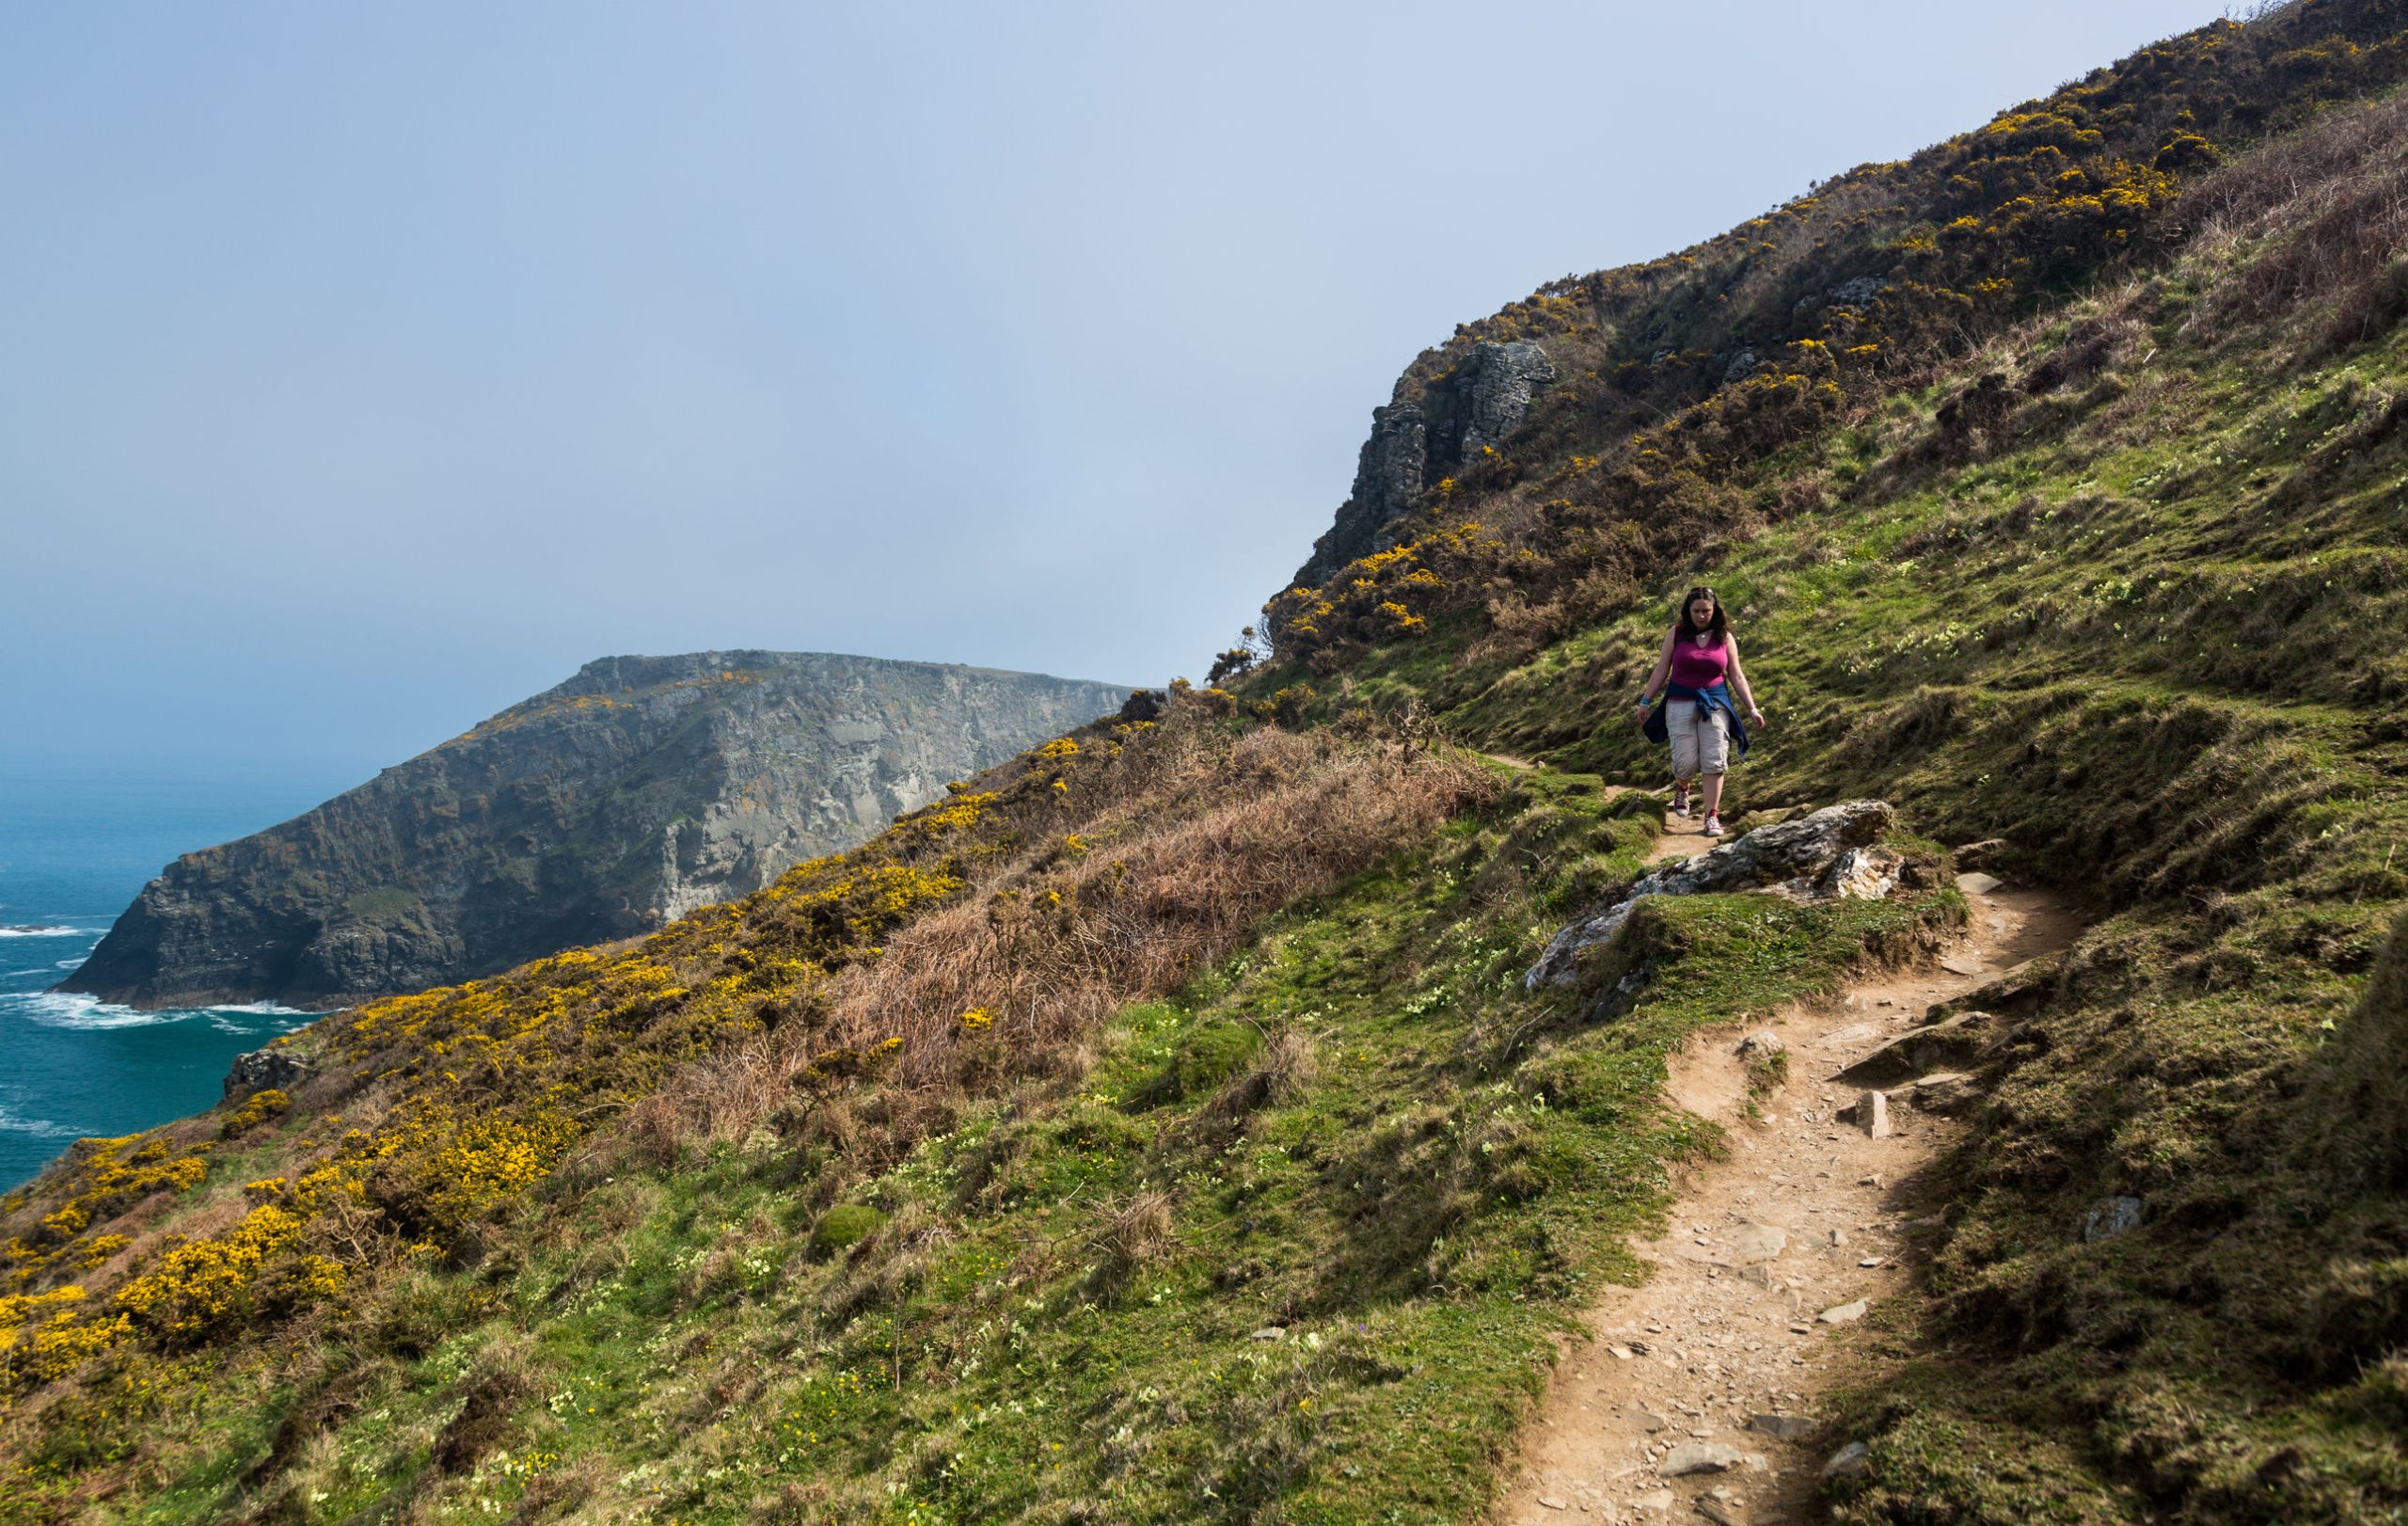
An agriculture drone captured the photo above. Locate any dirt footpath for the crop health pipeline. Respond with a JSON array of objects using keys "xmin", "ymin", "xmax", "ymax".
[{"xmin": 1495, "ymin": 817, "xmax": 2081, "ymax": 1524}]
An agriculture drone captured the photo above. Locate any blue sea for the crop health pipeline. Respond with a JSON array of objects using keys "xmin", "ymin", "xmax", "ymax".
[{"xmin": 0, "ymin": 759, "xmax": 367, "ymax": 1192}]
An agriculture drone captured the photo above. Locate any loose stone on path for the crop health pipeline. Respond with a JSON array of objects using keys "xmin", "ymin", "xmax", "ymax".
[
  {"xmin": 1858, "ymin": 1089, "xmax": 1891, "ymax": 1138},
  {"xmin": 1660, "ymin": 1442, "xmax": 1741, "ymax": 1476},
  {"xmin": 1729, "ymin": 1223, "xmax": 1788, "ymax": 1264}
]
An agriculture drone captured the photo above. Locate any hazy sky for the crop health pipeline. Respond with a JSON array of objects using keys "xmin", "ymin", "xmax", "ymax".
[{"xmin": 3, "ymin": 1, "xmax": 2228, "ymax": 776}]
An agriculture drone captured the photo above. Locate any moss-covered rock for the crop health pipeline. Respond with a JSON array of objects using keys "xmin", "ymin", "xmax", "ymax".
[{"xmin": 806, "ymin": 1204, "xmax": 885, "ymax": 1260}]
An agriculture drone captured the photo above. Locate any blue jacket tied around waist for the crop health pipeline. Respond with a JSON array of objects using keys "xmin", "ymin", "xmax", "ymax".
[{"xmin": 1642, "ymin": 682, "xmax": 1751, "ymax": 758}]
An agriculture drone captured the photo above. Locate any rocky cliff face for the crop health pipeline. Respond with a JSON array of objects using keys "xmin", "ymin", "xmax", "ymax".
[
  {"xmin": 61, "ymin": 652, "xmax": 1130, "ymax": 1009},
  {"xmin": 1293, "ymin": 339, "xmax": 1555, "ymax": 584}
]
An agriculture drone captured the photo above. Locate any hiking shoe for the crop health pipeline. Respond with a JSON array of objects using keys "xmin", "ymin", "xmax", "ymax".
[
  {"xmin": 1703, "ymin": 812, "xmax": 1725, "ymax": 837},
  {"xmin": 1671, "ymin": 785, "xmax": 1691, "ymax": 818}
]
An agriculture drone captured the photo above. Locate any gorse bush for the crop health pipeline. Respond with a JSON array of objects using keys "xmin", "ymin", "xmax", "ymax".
[
  {"xmin": 626, "ymin": 726, "xmax": 1481, "ymax": 1168},
  {"xmin": 7, "ymin": 4, "xmax": 2408, "ymax": 1520},
  {"xmin": 0, "ymin": 732, "xmax": 1013, "ymax": 1383},
  {"xmin": 1241, "ymin": 65, "xmax": 2408, "ymax": 1521},
  {"xmin": 1264, "ymin": 0, "xmax": 2408, "ymax": 672},
  {"xmin": 0, "ymin": 691, "xmax": 1468, "ymax": 1413}
]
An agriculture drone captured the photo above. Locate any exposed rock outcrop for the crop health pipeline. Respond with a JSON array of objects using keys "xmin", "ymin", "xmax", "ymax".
[
  {"xmin": 1525, "ymin": 801, "xmax": 1896, "ymax": 989},
  {"xmin": 2083, "ymin": 1196, "xmax": 2147, "ymax": 1243},
  {"xmin": 62, "ymin": 652, "xmax": 1131, "ymax": 1009},
  {"xmin": 1448, "ymin": 339, "xmax": 1558, "ymax": 460},
  {"xmin": 223, "ymin": 1044, "xmax": 313, "ymax": 1099},
  {"xmin": 1294, "ymin": 340, "xmax": 1556, "ymax": 584}
]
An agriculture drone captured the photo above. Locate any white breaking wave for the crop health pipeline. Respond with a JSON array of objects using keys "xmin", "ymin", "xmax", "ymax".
[
  {"xmin": 0, "ymin": 1105, "xmax": 86, "ymax": 1140},
  {"xmin": 207, "ymin": 1005, "xmax": 322, "ymax": 1034},
  {"xmin": 5, "ymin": 992, "xmax": 190, "ymax": 1030},
  {"xmin": 53, "ymin": 958, "xmax": 84, "ymax": 971},
  {"xmin": 0, "ymin": 926, "xmax": 89, "ymax": 938},
  {"xmin": 2, "ymin": 992, "xmax": 324, "ymax": 1032}
]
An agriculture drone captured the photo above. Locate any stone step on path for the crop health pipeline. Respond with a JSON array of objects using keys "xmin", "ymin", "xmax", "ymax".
[{"xmin": 1495, "ymin": 858, "xmax": 2082, "ymax": 1524}]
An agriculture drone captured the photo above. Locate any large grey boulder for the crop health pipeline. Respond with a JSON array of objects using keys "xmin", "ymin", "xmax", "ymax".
[
  {"xmin": 1811, "ymin": 846, "xmax": 1905, "ymax": 902},
  {"xmin": 1525, "ymin": 801, "xmax": 1896, "ymax": 989}
]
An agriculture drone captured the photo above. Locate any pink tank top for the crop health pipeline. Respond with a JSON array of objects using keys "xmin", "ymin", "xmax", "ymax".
[{"xmin": 1668, "ymin": 631, "xmax": 1730, "ymax": 690}]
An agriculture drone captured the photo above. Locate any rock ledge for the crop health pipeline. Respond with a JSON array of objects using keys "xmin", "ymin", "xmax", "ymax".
[{"xmin": 1525, "ymin": 801, "xmax": 1897, "ymax": 989}]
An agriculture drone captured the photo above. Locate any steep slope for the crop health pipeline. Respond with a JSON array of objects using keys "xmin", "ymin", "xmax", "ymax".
[
  {"xmin": 59, "ymin": 652, "xmax": 1131, "ymax": 1009},
  {"xmin": 1246, "ymin": 27, "xmax": 2408, "ymax": 1518},
  {"xmin": 1272, "ymin": 0, "xmax": 2408, "ymax": 661},
  {"xmin": 5, "ymin": 6, "xmax": 2408, "ymax": 1524}
]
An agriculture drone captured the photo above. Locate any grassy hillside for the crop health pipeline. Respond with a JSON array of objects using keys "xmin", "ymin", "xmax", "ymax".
[
  {"xmin": 7, "ymin": 3, "xmax": 2408, "ymax": 1522},
  {"xmin": 1271, "ymin": 0, "xmax": 2408, "ymax": 664},
  {"xmin": 2, "ymin": 710, "xmax": 1971, "ymax": 1523},
  {"xmin": 1248, "ymin": 68, "xmax": 2408, "ymax": 1525}
]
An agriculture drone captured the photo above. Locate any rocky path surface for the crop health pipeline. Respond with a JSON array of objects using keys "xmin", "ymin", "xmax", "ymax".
[{"xmin": 1495, "ymin": 812, "xmax": 2082, "ymax": 1524}]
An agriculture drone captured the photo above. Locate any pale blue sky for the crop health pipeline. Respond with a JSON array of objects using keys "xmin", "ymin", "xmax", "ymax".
[{"xmin": 2, "ymin": 1, "xmax": 2228, "ymax": 774}]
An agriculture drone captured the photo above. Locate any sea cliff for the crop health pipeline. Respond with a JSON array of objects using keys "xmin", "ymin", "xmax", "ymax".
[{"xmin": 59, "ymin": 651, "xmax": 1128, "ymax": 1009}]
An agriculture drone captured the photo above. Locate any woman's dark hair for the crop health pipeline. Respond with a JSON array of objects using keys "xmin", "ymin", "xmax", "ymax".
[{"xmin": 1675, "ymin": 585, "xmax": 1729, "ymax": 640}]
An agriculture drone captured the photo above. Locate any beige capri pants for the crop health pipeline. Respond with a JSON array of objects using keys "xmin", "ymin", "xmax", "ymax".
[{"xmin": 1667, "ymin": 698, "xmax": 1731, "ymax": 780}]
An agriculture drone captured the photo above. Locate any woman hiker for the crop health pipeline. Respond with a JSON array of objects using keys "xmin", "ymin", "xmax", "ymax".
[{"xmin": 1633, "ymin": 586, "xmax": 1766, "ymax": 837}]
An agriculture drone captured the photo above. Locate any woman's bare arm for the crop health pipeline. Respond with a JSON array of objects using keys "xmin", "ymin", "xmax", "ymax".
[
  {"xmin": 1726, "ymin": 636, "xmax": 1765, "ymax": 722},
  {"xmin": 1635, "ymin": 628, "xmax": 1678, "ymax": 709}
]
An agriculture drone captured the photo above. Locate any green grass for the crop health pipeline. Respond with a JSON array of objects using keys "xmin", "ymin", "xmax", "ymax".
[
  {"xmin": 13, "ymin": 35, "xmax": 2408, "ymax": 1526},
  {"xmin": 1264, "ymin": 221, "xmax": 2408, "ymax": 1519},
  {"xmin": 24, "ymin": 777, "xmax": 1964, "ymax": 1525}
]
